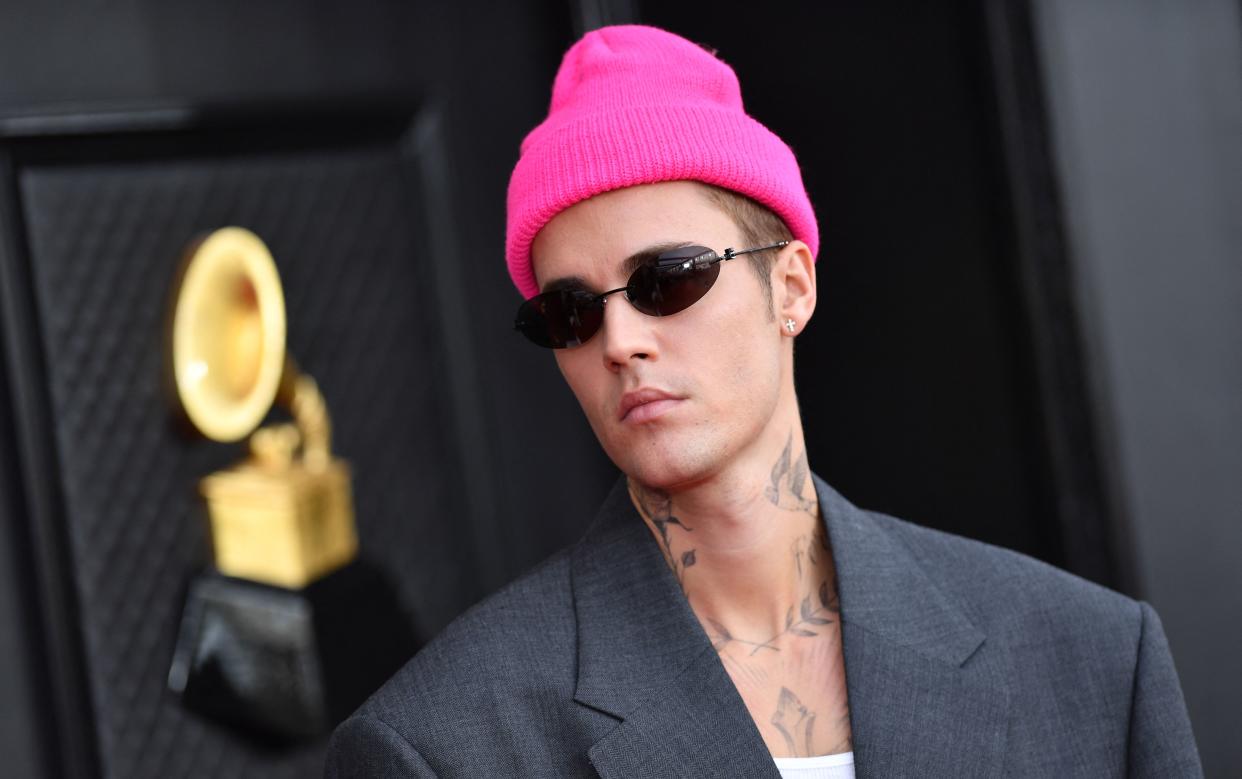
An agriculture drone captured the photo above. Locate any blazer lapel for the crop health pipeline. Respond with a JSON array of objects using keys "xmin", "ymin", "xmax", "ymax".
[
  {"xmin": 814, "ymin": 474, "xmax": 1010, "ymax": 777},
  {"xmin": 572, "ymin": 479, "xmax": 781, "ymax": 778}
]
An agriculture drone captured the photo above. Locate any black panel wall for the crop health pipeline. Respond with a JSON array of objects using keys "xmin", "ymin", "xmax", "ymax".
[{"xmin": 12, "ymin": 121, "xmax": 485, "ymax": 776}]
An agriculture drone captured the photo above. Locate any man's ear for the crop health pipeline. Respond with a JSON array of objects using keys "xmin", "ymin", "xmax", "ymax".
[{"xmin": 771, "ymin": 240, "xmax": 816, "ymax": 335}]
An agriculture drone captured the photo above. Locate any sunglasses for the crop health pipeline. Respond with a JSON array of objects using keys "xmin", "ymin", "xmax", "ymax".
[{"xmin": 514, "ymin": 240, "xmax": 789, "ymax": 349}]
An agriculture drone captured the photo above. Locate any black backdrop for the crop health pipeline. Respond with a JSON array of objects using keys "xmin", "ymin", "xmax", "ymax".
[{"xmin": 0, "ymin": 2, "xmax": 1123, "ymax": 777}]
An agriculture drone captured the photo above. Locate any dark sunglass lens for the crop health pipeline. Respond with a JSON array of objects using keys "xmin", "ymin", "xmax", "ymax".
[
  {"xmin": 515, "ymin": 289, "xmax": 603, "ymax": 348},
  {"xmin": 628, "ymin": 246, "xmax": 721, "ymax": 316}
]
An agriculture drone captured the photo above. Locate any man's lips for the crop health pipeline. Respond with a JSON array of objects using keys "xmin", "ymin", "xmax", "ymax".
[{"xmin": 617, "ymin": 388, "xmax": 685, "ymax": 423}]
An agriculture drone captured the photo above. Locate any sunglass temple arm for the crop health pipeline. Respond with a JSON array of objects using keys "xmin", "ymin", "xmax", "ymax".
[{"xmin": 717, "ymin": 240, "xmax": 790, "ymax": 263}]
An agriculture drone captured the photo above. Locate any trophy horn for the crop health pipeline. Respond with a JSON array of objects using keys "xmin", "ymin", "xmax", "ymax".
[{"xmin": 167, "ymin": 226, "xmax": 288, "ymax": 443}]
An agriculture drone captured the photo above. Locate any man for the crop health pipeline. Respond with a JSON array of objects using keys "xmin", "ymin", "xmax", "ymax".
[{"xmin": 327, "ymin": 25, "xmax": 1201, "ymax": 777}]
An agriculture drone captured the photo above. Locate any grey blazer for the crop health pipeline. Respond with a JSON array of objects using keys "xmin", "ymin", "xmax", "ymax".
[{"xmin": 326, "ymin": 474, "xmax": 1202, "ymax": 777}]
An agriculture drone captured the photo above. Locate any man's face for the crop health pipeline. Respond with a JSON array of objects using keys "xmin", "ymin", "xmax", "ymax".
[{"xmin": 531, "ymin": 181, "xmax": 787, "ymax": 491}]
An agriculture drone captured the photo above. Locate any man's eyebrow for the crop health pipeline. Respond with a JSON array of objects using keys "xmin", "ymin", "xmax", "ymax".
[{"xmin": 539, "ymin": 241, "xmax": 697, "ymax": 294}]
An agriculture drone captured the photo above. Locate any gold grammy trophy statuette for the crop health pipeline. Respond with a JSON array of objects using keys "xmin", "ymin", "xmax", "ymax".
[{"xmin": 165, "ymin": 228, "xmax": 415, "ymax": 740}]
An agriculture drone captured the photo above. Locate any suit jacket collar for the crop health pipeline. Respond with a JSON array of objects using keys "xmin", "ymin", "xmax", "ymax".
[{"xmin": 571, "ymin": 473, "xmax": 1009, "ymax": 778}]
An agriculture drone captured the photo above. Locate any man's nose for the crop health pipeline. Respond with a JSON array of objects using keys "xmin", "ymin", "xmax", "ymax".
[{"xmin": 599, "ymin": 295, "xmax": 657, "ymax": 370}]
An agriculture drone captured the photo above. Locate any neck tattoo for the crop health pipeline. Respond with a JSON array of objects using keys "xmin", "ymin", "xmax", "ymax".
[{"xmin": 629, "ymin": 430, "xmax": 839, "ymax": 654}]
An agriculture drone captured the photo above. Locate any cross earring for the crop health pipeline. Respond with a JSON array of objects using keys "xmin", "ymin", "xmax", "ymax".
[{"xmin": 784, "ymin": 318, "xmax": 796, "ymax": 334}]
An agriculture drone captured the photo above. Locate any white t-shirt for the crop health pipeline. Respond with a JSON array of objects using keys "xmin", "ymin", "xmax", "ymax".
[{"xmin": 773, "ymin": 751, "xmax": 855, "ymax": 779}]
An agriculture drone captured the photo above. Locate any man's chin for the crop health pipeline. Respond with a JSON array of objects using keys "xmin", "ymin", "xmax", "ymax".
[{"xmin": 613, "ymin": 447, "xmax": 718, "ymax": 494}]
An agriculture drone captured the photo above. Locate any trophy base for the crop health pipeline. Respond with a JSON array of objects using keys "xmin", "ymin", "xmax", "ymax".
[{"xmin": 168, "ymin": 560, "xmax": 418, "ymax": 742}]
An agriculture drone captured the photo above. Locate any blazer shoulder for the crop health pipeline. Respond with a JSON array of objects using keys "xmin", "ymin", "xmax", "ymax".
[
  {"xmin": 866, "ymin": 509, "xmax": 1142, "ymax": 643},
  {"xmin": 356, "ymin": 546, "xmax": 577, "ymax": 728},
  {"xmin": 855, "ymin": 512, "xmax": 1200, "ymax": 772}
]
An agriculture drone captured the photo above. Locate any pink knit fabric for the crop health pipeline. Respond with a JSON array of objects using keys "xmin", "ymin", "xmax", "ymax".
[{"xmin": 505, "ymin": 24, "xmax": 819, "ymax": 299}]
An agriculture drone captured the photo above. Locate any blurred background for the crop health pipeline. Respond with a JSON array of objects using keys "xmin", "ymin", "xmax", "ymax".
[{"xmin": 0, "ymin": 0, "xmax": 1237, "ymax": 776}]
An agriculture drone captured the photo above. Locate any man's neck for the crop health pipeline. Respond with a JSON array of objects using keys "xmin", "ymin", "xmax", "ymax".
[{"xmin": 627, "ymin": 424, "xmax": 838, "ymax": 645}]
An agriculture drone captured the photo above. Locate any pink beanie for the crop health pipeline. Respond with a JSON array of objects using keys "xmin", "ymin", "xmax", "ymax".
[{"xmin": 505, "ymin": 24, "xmax": 819, "ymax": 299}]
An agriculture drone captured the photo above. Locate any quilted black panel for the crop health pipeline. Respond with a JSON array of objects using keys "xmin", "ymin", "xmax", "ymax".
[{"xmin": 19, "ymin": 142, "xmax": 478, "ymax": 777}]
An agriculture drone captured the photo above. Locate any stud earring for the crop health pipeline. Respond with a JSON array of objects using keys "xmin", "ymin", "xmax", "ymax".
[{"xmin": 784, "ymin": 318, "xmax": 796, "ymax": 334}]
